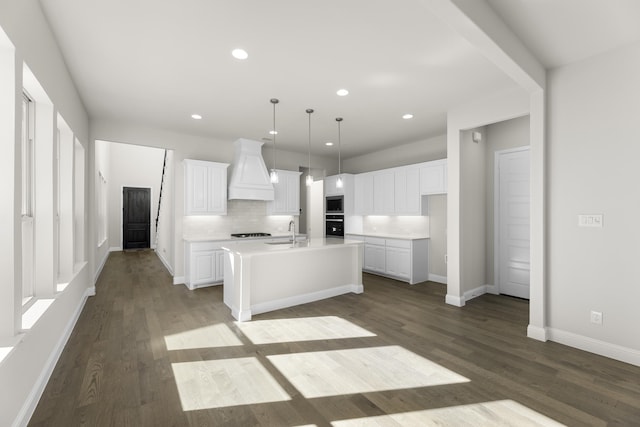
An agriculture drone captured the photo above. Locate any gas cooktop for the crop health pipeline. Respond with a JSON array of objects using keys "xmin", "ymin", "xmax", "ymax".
[{"xmin": 230, "ymin": 232, "xmax": 272, "ymax": 238}]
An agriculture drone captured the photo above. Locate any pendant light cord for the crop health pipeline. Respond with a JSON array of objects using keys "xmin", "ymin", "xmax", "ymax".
[
  {"xmin": 306, "ymin": 109, "xmax": 314, "ymax": 173},
  {"xmin": 336, "ymin": 117, "xmax": 342, "ymax": 175},
  {"xmin": 271, "ymin": 98, "xmax": 279, "ymax": 171}
]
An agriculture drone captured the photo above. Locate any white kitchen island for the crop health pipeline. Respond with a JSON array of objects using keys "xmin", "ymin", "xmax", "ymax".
[{"xmin": 221, "ymin": 238, "xmax": 363, "ymax": 321}]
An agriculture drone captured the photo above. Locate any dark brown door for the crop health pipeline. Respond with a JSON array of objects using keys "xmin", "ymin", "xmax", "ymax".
[{"xmin": 123, "ymin": 187, "xmax": 151, "ymax": 250}]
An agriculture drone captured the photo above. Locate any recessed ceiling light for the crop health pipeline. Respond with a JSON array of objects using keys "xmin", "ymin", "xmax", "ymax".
[
  {"xmin": 231, "ymin": 48, "xmax": 248, "ymax": 60},
  {"xmin": 402, "ymin": 114, "xmax": 414, "ymax": 120},
  {"xmin": 269, "ymin": 130, "xmax": 278, "ymax": 135},
  {"xmin": 336, "ymin": 89, "xmax": 349, "ymax": 97},
  {"xmin": 325, "ymin": 142, "xmax": 334, "ymax": 146},
  {"xmin": 191, "ymin": 114, "xmax": 202, "ymax": 120}
]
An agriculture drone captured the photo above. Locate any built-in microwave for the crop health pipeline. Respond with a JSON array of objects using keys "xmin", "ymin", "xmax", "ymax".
[{"xmin": 326, "ymin": 195, "xmax": 344, "ymax": 213}]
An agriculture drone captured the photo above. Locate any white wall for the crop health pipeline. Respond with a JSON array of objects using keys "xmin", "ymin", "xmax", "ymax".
[
  {"xmin": 106, "ymin": 142, "xmax": 165, "ymax": 251},
  {"xmin": 94, "ymin": 139, "xmax": 110, "ymax": 278},
  {"xmin": 156, "ymin": 149, "xmax": 175, "ymax": 274},
  {"xmin": 546, "ymin": 41, "xmax": 640, "ymax": 360},
  {"xmin": 428, "ymin": 194, "xmax": 447, "ymax": 281},
  {"xmin": 460, "ymin": 127, "xmax": 487, "ymax": 294},
  {"xmin": 485, "ymin": 115, "xmax": 530, "ymax": 286},
  {"xmin": 343, "ymin": 134, "xmax": 446, "ymax": 174},
  {"xmin": 0, "ymin": 2, "xmax": 91, "ymax": 426}
]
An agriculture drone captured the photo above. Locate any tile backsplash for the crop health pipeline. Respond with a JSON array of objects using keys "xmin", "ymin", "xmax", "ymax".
[
  {"xmin": 183, "ymin": 200, "xmax": 298, "ymax": 237},
  {"xmin": 362, "ymin": 215, "xmax": 429, "ymax": 237}
]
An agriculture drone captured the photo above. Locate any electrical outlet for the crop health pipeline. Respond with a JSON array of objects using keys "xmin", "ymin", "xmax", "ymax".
[
  {"xmin": 578, "ymin": 214, "xmax": 603, "ymax": 228},
  {"xmin": 590, "ymin": 310, "xmax": 603, "ymax": 325}
]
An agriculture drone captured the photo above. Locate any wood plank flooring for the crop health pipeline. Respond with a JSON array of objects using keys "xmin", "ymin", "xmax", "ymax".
[{"xmin": 29, "ymin": 250, "xmax": 640, "ymax": 426}]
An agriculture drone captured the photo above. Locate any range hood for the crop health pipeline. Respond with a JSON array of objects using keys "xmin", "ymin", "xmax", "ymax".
[{"xmin": 228, "ymin": 138, "xmax": 275, "ymax": 200}]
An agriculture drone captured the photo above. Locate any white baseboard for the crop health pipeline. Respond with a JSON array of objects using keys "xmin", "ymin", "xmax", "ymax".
[
  {"xmin": 527, "ymin": 324, "xmax": 548, "ymax": 342},
  {"xmin": 445, "ymin": 294, "xmax": 465, "ymax": 307},
  {"xmin": 428, "ymin": 274, "xmax": 447, "ymax": 284},
  {"xmin": 109, "ymin": 246, "xmax": 122, "ymax": 252},
  {"xmin": 155, "ymin": 250, "xmax": 174, "ymax": 276},
  {"xmin": 14, "ymin": 286, "xmax": 94, "ymax": 427},
  {"xmin": 250, "ymin": 284, "xmax": 363, "ymax": 319},
  {"xmin": 463, "ymin": 285, "xmax": 488, "ymax": 302},
  {"xmin": 548, "ymin": 328, "xmax": 640, "ymax": 367},
  {"xmin": 173, "ymin": 276, "xmax": 185, "ymax": 285},
  {"xmin": 94, "ymin": 251, "xmax": 109, "ymax": 285}
]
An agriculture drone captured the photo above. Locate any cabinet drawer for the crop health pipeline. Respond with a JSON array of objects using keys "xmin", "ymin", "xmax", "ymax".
[
  {"xmin": 364, "ymin": 236, "xmax": 386, "ymax": 246},
  {"xmin": 385, "ymin": 239, "xmax": 411, "ymax": 249}
]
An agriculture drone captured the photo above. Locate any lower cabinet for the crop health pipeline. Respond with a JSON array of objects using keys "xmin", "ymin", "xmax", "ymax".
[
  {"xmin": 185, "ymin": 241, "xmax": 225, "ymax": 290},
  {"xmin": 355, "ymin": 235, "xmax": 428, "ymax": 284}
]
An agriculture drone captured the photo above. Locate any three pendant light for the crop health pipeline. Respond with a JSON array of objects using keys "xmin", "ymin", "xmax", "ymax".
[{"xmin": 268, "ymin": 99, "xmax": 343, "ymax": 188}]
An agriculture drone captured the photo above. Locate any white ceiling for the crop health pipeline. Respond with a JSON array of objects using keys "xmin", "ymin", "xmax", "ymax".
[{"xmin": 39, "ymin": 0, "xmax": 640, "ymax": 159}]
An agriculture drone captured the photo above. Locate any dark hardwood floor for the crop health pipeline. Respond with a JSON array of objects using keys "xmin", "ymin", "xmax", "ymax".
[{"xmin": 29, "ymin": 250, "xmax": 640, "ymax": 426}]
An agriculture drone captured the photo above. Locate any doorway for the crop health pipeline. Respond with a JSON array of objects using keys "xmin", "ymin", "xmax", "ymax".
[
  {"xmin": 494, "ymin": 147, "xmax": 530, "ymax": 299},
  {"xmin": 123, "ymin": 187, "xmax": 151, "ymax": 250}
]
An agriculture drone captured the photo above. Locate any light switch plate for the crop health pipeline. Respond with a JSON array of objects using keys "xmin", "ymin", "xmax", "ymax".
[{"xmin": 578, "ymin": 214, "xmax": 603, "ymax": 228}]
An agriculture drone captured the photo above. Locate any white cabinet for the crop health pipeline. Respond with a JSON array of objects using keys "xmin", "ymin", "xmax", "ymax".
[
  {"xmin": 324, "ymin": 175, "xmax": 344, "ymax": 196},
  {"xmin": 394, "ymin": 167, "xmax": 423, "ymax": 215},
  {"xmin": 385, "ymin": 239, "xmax": 411, "ymax": 280},
  {"xmin": 420, "ymin": 159, "xmax": 447, "ymax": 195},
  {"xmin": 373, "ymin": 171, "xmax": 395, "ymax": 214},
  {"xmin": 354, "ymin": 173, "xmax": 374, "ymax": 215},
  {"xmin": 364, "ymin": 237, "xmax": 386, "ymax": 273},
  {"xmin": 185, "ymin": 241, "xmax": 225, "ymax": 289},
  {"xmin": 357, "ymin": 235, "xmax": 428, "ymax": 284},
  {"xmin": 185, "ymin": 159, "xmax": 229, "ymax": 215},
  {"xmin": 267, "ymin": 169, "xmax": 302, "ymax": 215}
]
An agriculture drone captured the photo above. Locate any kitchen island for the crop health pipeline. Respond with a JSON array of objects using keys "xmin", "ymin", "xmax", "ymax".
[{"xmin": 221, "ymin": 238, "xmax": 363, "ymax": 321}]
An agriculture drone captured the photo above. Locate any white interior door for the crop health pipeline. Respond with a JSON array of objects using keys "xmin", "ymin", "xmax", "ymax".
[{"xmin": 496, "ymin": 147, "xmax": 530, "ymax": 299}]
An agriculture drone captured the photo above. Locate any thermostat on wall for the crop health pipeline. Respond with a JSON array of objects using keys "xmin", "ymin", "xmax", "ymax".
[{"xmin": 578, "ymin": 214, "xmax": 603, "ymax": 228}]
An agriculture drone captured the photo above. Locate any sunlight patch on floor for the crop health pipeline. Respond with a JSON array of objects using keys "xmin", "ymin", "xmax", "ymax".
[
  {"xmin": 164, "ymin": 323, "xmax": 243, "ymax": 350},
  {"xmin": 268, "ymin": 345, "xmax": 469, "ymax": 398},
  {"xmin": 22, "ymin": 299, "xmax": 55, "ymax": 330},
  {"xmin": 171, "ymin": 357, "xmax": 291, "ymax": 410},
  {"xmin": 332, "ymin": 400, "xmax": 566, "ymax": 426},
  {"xmin": 236, "ymin": 316, "xmax": 376, "ymax": 344}
]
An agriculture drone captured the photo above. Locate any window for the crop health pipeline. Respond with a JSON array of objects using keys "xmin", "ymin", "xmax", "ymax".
[
  {"xmin": 21, "ymin": 92, "xmax": 34, "ymax": 217},
  {"xmin": 21, "ymin": 92, "xmax": 35, "ymax": 304}
]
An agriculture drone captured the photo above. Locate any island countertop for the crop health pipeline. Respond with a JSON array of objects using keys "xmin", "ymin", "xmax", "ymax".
[{"xmin": 220, "ymin": 237, "xmax": 363, "ymax": 256}]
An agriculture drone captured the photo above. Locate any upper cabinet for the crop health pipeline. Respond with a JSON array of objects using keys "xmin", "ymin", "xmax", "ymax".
[
  {"xmin": 325, "ymin": 174, "xmax": 355, "ymax": 214},
  {"xmin": 184, "ymin": 159, "xmax": 229, "ymax": 215},
  {"xmin": 354, "ymin": 173, "xmax": 374, "ymax": 215},
  {"xmin": 267, "ymin": 169, "xmax": 302, "ymax": 216},
  {"xmin": 419, "ymin": 159, "xmax": 447, "ymax": 195},
  {"xmin": 394, "ymin": 166, "xmax": 422, "ymax": 215},
  {"xmin": 373, "ymin": 170, "xmax": 395, "ymax": 215}
]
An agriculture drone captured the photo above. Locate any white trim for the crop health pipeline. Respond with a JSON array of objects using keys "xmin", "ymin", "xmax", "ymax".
[
  {"xmin": 494, "ymin": 146, "xmax": 530, "ymax": 297},
  {"xmin": 428, "ymin": 273, "xmax": 447, "ymax": 284},
  {"xmin": 108, "ymin": 246, "xmax": 121, "ymax": 252},
  {"xmin": 485, "ymin": 284, "xmax": 499, "ymax": 295},
  {"xmin": 463, "ymin": 285, "xmax": 488, "ymax": 302},
  {"xmin": 527, "ymin": 324, "xmax": 548, "ymax": 342},
  {"xmin": 94, "ymin": 250, "xmax": 109, "ymax": 285},
  {"xmin": 173, "ymin": 276, "xmax": 185, "ymax": 285},
  {"xmin": 445, "ymin": 294, "xmax": 465, "ymax": 307},
  {"xmin": 250, "ymin": 284, "xmax": 364, "ymax": 319},
  {"xmin": 548, "ymin": 328, "xmax": 640, "ymax": 367},
  {"xmin": 155, "ymin": 250, "xmax": 174, "ymax": 276},
  {"xmin": 14, "ymin": 286, "xmax": 94, "ymax": 427}
]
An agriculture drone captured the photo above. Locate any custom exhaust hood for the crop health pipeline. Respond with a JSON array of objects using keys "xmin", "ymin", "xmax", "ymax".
[{"xmin": 228, "ymin": 138, "xmax": 275, "ymax": 200}]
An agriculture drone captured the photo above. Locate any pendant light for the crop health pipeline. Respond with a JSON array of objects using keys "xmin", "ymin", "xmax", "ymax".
[
  {"xmin": 335, "ymin": 117, "xmax": 344, "ymax": 188},
  {"xmin": 269, "ymin": 98, "xmax": 279, "ymax": 184},
  {"xmin": 305, "ymin": 108, "xmax": 314, "ymax": 186}
]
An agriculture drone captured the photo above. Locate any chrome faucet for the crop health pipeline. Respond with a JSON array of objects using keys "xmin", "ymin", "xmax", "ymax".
[{"xmin": 288, "ymin": 219, "xmax": 296, "ymax": 242}]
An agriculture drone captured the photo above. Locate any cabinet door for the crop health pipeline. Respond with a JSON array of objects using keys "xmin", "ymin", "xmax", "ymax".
[
  {"xmin": 186, "ymin": 163, "xmax": 209, "ymax": 214},
  {"xmin": 373, "ymin": 171, "xmax": 394, "ymax": 214},
  {"xmin": 394, "ymin": 167, "xmax": 421, "ymax": 215},
  {"xmin": 355, "ymin": 173, "xmax": 374, "ymax": 215},
  {"xmin": 364, "ymin": 244, "xmax": 385, "ymax": 273},
  {"xmin": 285, "ymin": 173, "xmax": 301, "ymax": 214},
  {"xmin": 192, "ymin": 251, "xmax": 216, "ymax": 285},
  {"xmin": 208, "ymin": 165, "xmax": 227, "ymax": 214},
  {"xmin": 267, "ymin": 170, "xmax": 301, "ymax": 215},
  {"xmin": 420, "ymin": 161, "xmax": 446, "ymax": 195},
  {"xmin": 214, "ymin": 250, "xmax": 225, "ymax": 282},
  {"xmin": 386, "ymin": 247, "xmax": 411, "ymax": 279}
]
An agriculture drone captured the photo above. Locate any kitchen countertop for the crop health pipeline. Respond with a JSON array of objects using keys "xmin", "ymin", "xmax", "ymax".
[
  {"xmin": 221, "ymin": 237, "xmax": 363, "ymax": 256},
  {"xmin": 183, "ymin": 234, "xmax": 306, "ymax": 243},
  {"xmin": 344, "ymin": 232, "xmax": 429, "ymax": 240}
]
